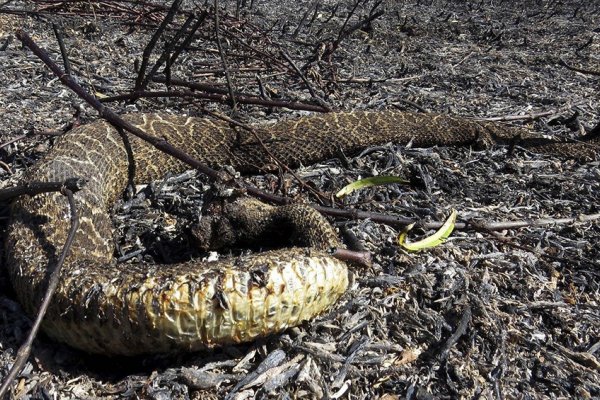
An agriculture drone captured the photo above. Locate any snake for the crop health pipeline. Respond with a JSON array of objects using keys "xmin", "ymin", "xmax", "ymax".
[{"xmin": 5, "ymin": 111, "xmax": 597, "ymax": 355}]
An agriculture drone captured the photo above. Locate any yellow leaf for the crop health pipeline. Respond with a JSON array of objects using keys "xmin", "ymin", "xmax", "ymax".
[{"xmin": 398, "ymin": 209, "xmax": 457, "ymax": 252}]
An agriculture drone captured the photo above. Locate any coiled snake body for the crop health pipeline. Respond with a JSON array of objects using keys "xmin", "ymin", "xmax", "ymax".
[{"xmin": 6, "ymin": 111, "xmax": 597, "ymax": 355}]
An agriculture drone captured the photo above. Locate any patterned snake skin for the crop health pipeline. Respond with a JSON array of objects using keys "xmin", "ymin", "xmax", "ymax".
[{"xmin": 6, "ymin": 111, "xmax": 598, "ymax": 355}]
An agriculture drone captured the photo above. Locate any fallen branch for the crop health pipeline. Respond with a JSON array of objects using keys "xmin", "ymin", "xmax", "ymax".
[
  {"xmin": 560, "ymin": 58, "xmax": 600, "ymax": 77},
  {"xmin": 101, "ymin": 87, "xmax": 329, "ymax": 113},
  {"xmin": 478, "ymin": 101, "xmax": 585, "ymax": 122},
  {"xmin": 167, "ymin": 12, "xmax": 206, "ymax": 72},
  {"xmin": 0, "ymin": 134, "xmax": 27, "ymax": 150},
  {"xmin": 134, "ymin": 0, "xmax": 182, "ymax": 91},
  {"xmin": 335, "ymin": 0, "xmax": 384, "ymax": 46},
  {"xmin": 467, "ymin": 213, "xmax": 600, "ymax": 231},
  {"xmin": 213, "ymin": 0, "xmax": 236, "ymax": 110},
  {"xmin": 143, "ymin": 11, "xmax": 208, "ymax": 90},
  {"xmin": 281, "ymin": 50, "xmax": 322, "ymax": 102},
  {"xmin": 152, "ymin": 13, "xmax": 197, "ymax": 86},
  {"xmin": 206, "ymin": 110, "xmax": 333, "ymax": 205},
  {"xmin": 15, "ymin": 30, "xmax": 600, "ymax": 237},
  {"xmin": 0, "ymin": 177, "xmax": 86, "ymax": 202},
  {"xmin": 51, "ymin": 23, "xmax": 71, "ymax": 75},
  {"xmin": 0, "ymin": 184, "xmax": 80, "ymax": 399}
]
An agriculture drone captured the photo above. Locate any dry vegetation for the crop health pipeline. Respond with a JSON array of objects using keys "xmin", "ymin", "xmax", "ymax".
[{"xmin": 0, "ymin": 0, "xmax": 599, "ymax": 399}]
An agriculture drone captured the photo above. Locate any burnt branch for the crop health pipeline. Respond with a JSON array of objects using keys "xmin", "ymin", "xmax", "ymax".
[
  {"xmin": 0, "ymin": 178, "xmax": 86, "ymax": 202},
  {"xmin": 51, "ymin": 23, "xmax": 71, "ymax": 75},
  {"xmin": 213, "ymin": 0, "xmax": 236, "ymax": 110},
  {"xmin": 335, "ymin": 0, "xmax": 384, "ymax": 46},
  {"xmin": 156, "ymin": 13, "xmax": 197, "ymax": 86},
  {"xmin": 206, "ymin": 110, "xmax": 332, "ymax": 204},
  {"xmin": 143, "ymin": 11, "xmax": 209, "ymax": 90},
  {"xmin": 0, "ymin": 185, "xmax": 80, "ymax": 399},
  {"xmin": 167, "ymin": 12, "xmax": 207, "ymax": 71},
  {"xmin": 101, "ymin": 86, "xmax": 329, "ymax": 113},
  {"xmin": 559, "ymin": 57, "xmax": 600, "ymax": 77},
  {"xmin": 134, "ymin": 0, "xmax": 182, "ymax": 91}
]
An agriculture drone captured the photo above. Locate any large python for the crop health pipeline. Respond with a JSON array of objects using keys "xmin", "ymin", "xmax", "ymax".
[{"xmin": 6, "ymin": 111, "xmax": 598, "ymax": 355}]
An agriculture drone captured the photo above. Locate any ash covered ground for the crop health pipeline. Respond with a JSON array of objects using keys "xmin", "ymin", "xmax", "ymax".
[{"xmin": 0, "ymin": 1, "xmax": 599, "ymax": 399}]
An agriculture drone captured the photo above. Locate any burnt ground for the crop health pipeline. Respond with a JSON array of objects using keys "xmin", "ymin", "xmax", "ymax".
[{"xmin": 0, "ymin": 0, "xmax": 599, "ymax": 399}]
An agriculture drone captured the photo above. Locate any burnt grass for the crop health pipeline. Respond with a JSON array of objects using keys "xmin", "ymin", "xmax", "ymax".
[{"xmin": 1, "ymin": 1, "xmax": 599, "ymax": 399}]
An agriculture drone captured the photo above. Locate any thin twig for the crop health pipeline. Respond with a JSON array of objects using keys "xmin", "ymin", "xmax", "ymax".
[
  {"xmin": 100, "ymin": 87, "xmax": 329, "ymax": 113},
  {"xmin": 168, "ymin": 11, "xmax": 207, "ymax": 69},
  {"xmin": 213, "ymin": 0, "xmax": 236, "ymax": 110},
  {"xmin": 134, "ymin": 0, "xmax": 182, "ymax": 91},
  {"xmin": 468, "ymin": 213, "xmax": 600, "ymax": 231},
  {"xmin": 143, "ymin": 11, "xmax": 204, "ymax": 89},
  {"xmin": 0, "ymin": 185, "xmax": 80, "ymax": 399},
  {"xmin": 0, "ymin": 177, "xmax": 86, "ymax": 202},
  {"xmin": 0, "ymin": 160, "xmax": 13, "ymax": 174},
  {"xmin": 157, "ymin": 12, "xmax": 197, "ymax": 85},
  {"xmin": 281, "ymin": 50, "xmax": 324, "ymax": 103},
  {"xmin": 152, "ymin": 76, "xmax": 329, "ymax": 114},
  {"xmin": 0, "ymin": 134, "xmax": 27, "ymax": 150},
  {"xmin": 560, "ymin": 58, "xmax": 600, "ymax": 77},
  {"xmin": 51, "ymin": 23, "xmax": 71, "ymax": 75},
  {"xmin": 206, "ymin": 110, "xmax": 332, "ymax": 204},
  {"xmin": 478, "ymin": 101, "xmax": 585, "ymax": 122},
  {"xmin": 392, "ymin": 98, "xmax": 428, "ymax": 113},
  {"xmin": 335, "ymin": 0, "xmax": 364, "ymax": 45},
  {"xmin": 335, "ymin": 0, "xmax": 384, "ymax": 46}
]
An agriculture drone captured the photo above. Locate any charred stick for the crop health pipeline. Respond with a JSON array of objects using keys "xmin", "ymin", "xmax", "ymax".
[
  {"xmin": 336, "ymin": 1, "xmax": 384, "ymax": 45},
  {"xmin": 332, "ymin": 248, "xmax": 372, "ymax": 268},
  {"xmin": 392, "ymin": 98, "xmax": 428, "ymax": 113},
  {"xmin": 0, "ymin": 160, "xmax": 12, "ymax": 175},
  {"xmin": 51, "ymin": 23, "xmax": 71, "ymax": 76},
  {"xmin": 559, "ymin": 57, "xmax": 600, "ymax": 77},
  {"xmin": 142, "ymin": 12, "xmax": 196, "ymax": 90},
  {"xmin": 134, "ymin": 0, "xmax": 182, "ymax": 91},
  {"xmin": 467, "ymin": 213, "xmax": 600, "ymax": 231},
  {"xmin": 312, "ymin": 204, "xmax": 417, "ymax": 228},
  {"xmin": 292, "ymin": 3, "xmax": 315, "ymax": 38},
  {"xmin": 0, "ymin": 134, "xmax": 27, "ymax": 150},
  {"xmin": 206, "ymin": 110, "xmax": 332, "ymax": 204},
  {"xmin": 0, "ymin": 178, "xmax": 86, "ymax": 202},
  {"xmin": 220, "ymin": 25, "xmax": 287, "ymax": 70},
  {"xmin": 213, "ymin": 0, "xmax": 237, "ymax": 110},
  {"xmin": 168, "ymin": 11, "xmax": 208, "ymax": 69},
  {"xmin": 281, "ymin": 50, "xmax": 329, "ymax": 109},
  {"xmin": 0, "ymin": 186, "xmax": 80, "ymax": 399},
  {"xmin": 335, "ymin": 0, "xmax": 363, "ymax": 44},
  {"xmin": 100, "ymin": 88, "xmax": 329, "ymax": 113},
  {"xmin": 145, "ymin": 11, "xmax": 203, "ymax": 89}
]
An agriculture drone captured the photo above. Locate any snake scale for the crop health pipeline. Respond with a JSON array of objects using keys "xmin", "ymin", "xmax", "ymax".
[{"xmin": 6, "ymin": 111, "xmax": 598, "ymax": 355}]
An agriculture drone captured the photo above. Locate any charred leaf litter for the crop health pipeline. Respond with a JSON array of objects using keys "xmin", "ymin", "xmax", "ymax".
[{"xmin": 0, "ymin": 0, "xmax": 599, "ymax": 399}]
